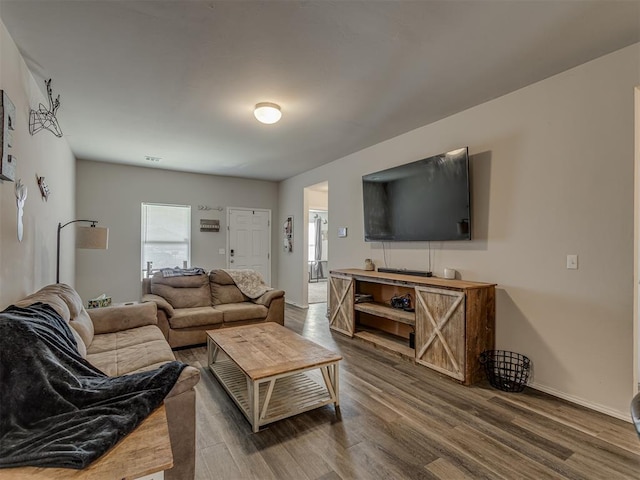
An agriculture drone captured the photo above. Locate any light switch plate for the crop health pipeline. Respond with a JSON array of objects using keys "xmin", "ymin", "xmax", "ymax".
[
  {"xmin": 566, "ymin": 254, "xmax": 578, "ymax": 270},
  {"xmin": 218, "ymin": 248, "xmax": 225, "ymax": 255}
]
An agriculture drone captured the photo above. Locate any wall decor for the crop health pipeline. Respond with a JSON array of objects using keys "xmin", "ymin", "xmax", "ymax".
[
  {"xmin": 283, "ymin": 216, "xmax": 293, "ymax": 252},
  {"xmin": 200, "ymin": 219, "xmax": 220, "ymax": 232},
  {"xmin": 0, "ymin": 90, "xmax": 16, "ymax": 182},
  {"xmin": 29, "ymin": 79, "xmax": 63, "ymax": 137},
  {"xmin": 197, "ymin": 205, "xmax": 223, "ymax": 211},
  {"xmin": 37, "ymin": 174, "xmax": 51, "ymax": 201},
  {"xmin": 15, "ymin": 179, "xmax": 27, "ymax": 242}
]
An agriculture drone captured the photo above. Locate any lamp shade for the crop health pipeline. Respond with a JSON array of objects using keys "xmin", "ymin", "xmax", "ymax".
[
  {"xmin": 254, "ymin": 102, "xmax": 282, "ymax": 124},
  {"xmin": 76, "ymin": 226, "xmax": 109, "ymax": 249}
]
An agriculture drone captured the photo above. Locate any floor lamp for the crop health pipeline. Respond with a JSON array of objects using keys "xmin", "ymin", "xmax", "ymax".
[{"xmin": 56, "ymin": 220, "xmax": 109, "ymax": 283}]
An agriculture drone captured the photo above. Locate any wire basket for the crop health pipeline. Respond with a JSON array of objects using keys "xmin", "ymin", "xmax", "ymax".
[{"xmin": 479, "ymin": 350, "xmax": 530, "ymax": 392}]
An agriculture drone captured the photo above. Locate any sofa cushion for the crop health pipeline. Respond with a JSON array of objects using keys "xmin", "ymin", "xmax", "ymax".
[
  {"xmin": 87, "ymin": 325, "xmax": 175, "ymax": 376},
  {"xmin": 215, "ymin": 302, "xmax": 268, "ymax": 323},
  {"xmin": 13, "ymin": 283, "xmax": 91, "ymax": 357},
  {"xmin": 68, "ymin": 310, "xmax": 95, "ymax": 352},
  {"xmin": 89, "ymin": 302, "xmax": 158, "ymax": 335},
  {"xmin": 210, "ymin": 284, "xmax": 249, "ymax": 305},
  {"xmin": 50, "ymin": 283, "xmax": 96, "ymax": 348},
  {"xmin": 209, "ymin": 269, "xmax": 235, "ymax": 285},
  {"xmin": 14, "ymin": 292, "xmax": 70, "ymax": 322},
  {"xmin": 210, "ymin": 270, "xmax": 249, "ymax": 305},
  {"xmin": 150, "ymin": 273, "xmax": 210, "ymax": 309},
  {"xmin": 88, "ymin": 325, "xmax": 163, "ymax": 354},
  {"xmin": 169, "ymin": 307, "xmax": 223, "ymax": 329}
]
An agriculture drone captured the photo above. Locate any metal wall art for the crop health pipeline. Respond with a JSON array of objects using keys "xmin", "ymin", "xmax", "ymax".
[
  {"xmin": 29, "ymin": 79, "xmax": 62, "ymax": 137},
  {"xmin": 0, "ymin": 90, "xmax": 16, "ymax": 181}
]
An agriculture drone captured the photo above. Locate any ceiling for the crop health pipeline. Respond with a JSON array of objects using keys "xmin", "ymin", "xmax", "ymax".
[{"xmin": 1, "ymin": 1, "xmax": 639, "ymax": 182}]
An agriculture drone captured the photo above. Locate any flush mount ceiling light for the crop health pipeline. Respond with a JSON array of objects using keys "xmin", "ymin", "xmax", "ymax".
[{"xmin": 254, "ymin": 102, "xmax": 282, "ymax": 124}]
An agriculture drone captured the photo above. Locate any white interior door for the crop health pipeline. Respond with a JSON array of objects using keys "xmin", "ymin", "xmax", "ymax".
[{"xmin": 227, "ymin": 208, "xmax": 271, "ymax": 284}]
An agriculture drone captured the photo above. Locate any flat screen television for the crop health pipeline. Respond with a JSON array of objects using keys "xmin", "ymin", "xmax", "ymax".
[{"xmin": 362, "ymin": 147, "xmax": 471, "ymax": 242}]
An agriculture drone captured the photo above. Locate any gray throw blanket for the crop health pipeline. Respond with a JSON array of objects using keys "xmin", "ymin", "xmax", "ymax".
[
  {"xmin": 223, "ymin": 269, "xmax": 273, "ymax": 299},
  {"xmin": 160, "ymin": 266, "xmax": 207, "ymax": 278},
  {"xmin": 0, "ymin": 302, "xmax": 186, "ymax": 469}
]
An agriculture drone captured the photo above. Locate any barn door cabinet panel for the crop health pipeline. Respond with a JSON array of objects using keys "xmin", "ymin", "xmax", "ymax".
[
  {"xmin": 329, "ymin": 268, "xmax": 495, "ymax": 385},
  {"xmin": 415, "ymin": 287, "xmax": 466, "ymax": 381},
  {"xmin": 328, "ymin": 274, "xmax": 355, "ymax": 336}
]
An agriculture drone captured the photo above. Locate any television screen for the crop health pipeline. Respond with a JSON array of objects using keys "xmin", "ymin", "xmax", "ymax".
[{"xmin": 362, "ymin": 147, "xmax": 471, "ymax": 242}]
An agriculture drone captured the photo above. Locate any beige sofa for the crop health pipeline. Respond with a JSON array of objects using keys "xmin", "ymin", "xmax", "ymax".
[
  {"xmin": 142, "ymin": 269, "xmax": 285, "ymax": 348},
  {"xmin": 14, "ymin": 283, "xmax": 200, "ymax": 480}
]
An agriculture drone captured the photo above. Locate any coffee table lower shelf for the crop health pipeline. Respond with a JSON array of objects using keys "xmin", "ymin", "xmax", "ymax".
[{"xmin": 209, "ymin": 358, "xmax": 339, "ymax": 432}]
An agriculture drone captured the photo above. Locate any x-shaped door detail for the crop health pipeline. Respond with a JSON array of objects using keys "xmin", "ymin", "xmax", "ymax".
[
  {"xmin": 329, "ymin": 276, "xmax": 354, "ymax": 336},
  {"xmin": 415, "ymin": 287, "xmax": 465, "ymax": 380}
]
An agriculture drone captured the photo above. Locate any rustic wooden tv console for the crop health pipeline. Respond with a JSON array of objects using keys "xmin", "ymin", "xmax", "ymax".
[{"xmin": 329, "ymin": 269, "xmax": 496, "ymax": 385}]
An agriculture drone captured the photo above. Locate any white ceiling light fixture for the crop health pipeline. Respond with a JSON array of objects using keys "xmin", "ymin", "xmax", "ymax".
[{"xmin": 254, "ymin": 102, "xmax": 282, "ymax": 124}]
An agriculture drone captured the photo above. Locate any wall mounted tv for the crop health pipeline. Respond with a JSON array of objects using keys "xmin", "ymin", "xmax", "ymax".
[{"xmin": 362, "ymin": 147, "xmax": 471, "ymax": 242}]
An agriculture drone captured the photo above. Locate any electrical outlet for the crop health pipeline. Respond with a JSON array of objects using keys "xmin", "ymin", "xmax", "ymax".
[{"xmin": 566, "ymin": 254, "xmax": 578, "ymax": 270}]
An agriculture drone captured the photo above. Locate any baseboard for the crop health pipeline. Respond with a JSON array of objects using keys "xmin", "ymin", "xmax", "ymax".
[
  {"xmin": 285, "ymin": 299, "xmax": 307, "ymax": 309},
  {"xmin": 529, "ymin": 381, "xmax": 630, "ymax": 423}
]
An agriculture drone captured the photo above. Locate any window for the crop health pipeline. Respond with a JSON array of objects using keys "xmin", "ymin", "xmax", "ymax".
[{"xmin": 141, "ymin": 203, "xmax": 191, "ymax": 277}]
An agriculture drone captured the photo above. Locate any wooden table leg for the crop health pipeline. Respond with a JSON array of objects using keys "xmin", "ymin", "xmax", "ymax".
[
  {"xmin": 207, "ymin": 338, "xmax": 219, "ymax": 368},
  {"xmin": 250, "ymin": 378, "xmax": 260, "ymax": 433}
]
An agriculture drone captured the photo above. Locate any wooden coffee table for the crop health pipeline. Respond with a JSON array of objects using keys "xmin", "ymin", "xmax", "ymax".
[{"xmin": 207, "ymin": 323, "xmax": 342, "ymax": 432}]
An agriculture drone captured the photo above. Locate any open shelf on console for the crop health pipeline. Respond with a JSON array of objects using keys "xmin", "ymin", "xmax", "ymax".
[
  {"xmin": 354, "ymin": 302, "xmax": 415, "ymax": 326},
  {"xmin": 354, "ymin": 328, "xmax": 414, "ymax": 358}
]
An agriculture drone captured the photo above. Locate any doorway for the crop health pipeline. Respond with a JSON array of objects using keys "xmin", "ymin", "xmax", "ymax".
[
  {"xmin": 308, "ymin": 210, "xmax": 328, "ymax": 303},
  {"xmin": 227, "ymin": 207, "xmax": 271, "ymax": 284},
  {"xmin": 305, "ymin": 182, "xmax": 329, "ymax": 305}
]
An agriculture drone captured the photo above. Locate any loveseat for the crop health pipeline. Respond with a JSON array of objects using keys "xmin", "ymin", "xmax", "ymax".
[
  {"xmin": 13, "ymin": 283, "xmax": 200, "ymax": 480},
  {"xmin": 142, "ymin": 269, "xmax": 285, "ymax": 348}
]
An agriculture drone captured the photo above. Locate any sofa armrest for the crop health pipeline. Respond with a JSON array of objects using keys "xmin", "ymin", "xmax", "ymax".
[
  {"xmin": 88, "ymin": 302, "xmax": 158, "ymax": 334},
  {"xmin": 142, "ymin": 293, "xmax": 175, "ymax": 317},
  {"xmin": 166, "ymin": 365, "xmax": 200, "ymax": 399},
  {"xmin": 253, "ymin": 289, "xmax": 285, "ymax": 307}
]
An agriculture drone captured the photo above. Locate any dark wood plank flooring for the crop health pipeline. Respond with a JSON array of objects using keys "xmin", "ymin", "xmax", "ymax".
[{"xmin": 174, "ymin": 304, "xmax": 640, "ymax": 480}]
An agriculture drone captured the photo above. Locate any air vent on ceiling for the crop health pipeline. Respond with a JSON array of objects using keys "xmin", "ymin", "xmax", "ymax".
[{"xmin": 144, "ymin": 155, "xmax": 161, "ymax": 162}]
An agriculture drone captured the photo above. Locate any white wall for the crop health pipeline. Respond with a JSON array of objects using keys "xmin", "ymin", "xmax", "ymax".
[
  {"xmin": 278, "ymin": 44, "xmax": 640, "ymax": 418},
  {"xmin": 0, "ymin": 20, "xmax": 76, "ymax": 307},
  {"xmin": 75, "ymin": 160, "xmax": 278, "ymax": 303}
]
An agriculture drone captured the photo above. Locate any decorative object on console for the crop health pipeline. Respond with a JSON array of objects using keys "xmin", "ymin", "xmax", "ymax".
[
  {"xmin": 364, "ymin": 258, "xmax": 374, "ymax": 271},
  {"xmin": 378, "ymin": 267, "xmax": 431, "ymax": 277},
  {"xmin": 0, "ymin": 90, "xmax": 16, "ymax": 182},
  {"xmin": 15, "ymin": 179, "xmax": 27, "ymax": 242},
  {"xmin": 36, "ymin": 174, "xmax": 51, "ymax": 201},
  {"xmin": 390, "ymin": 293, "xmax": 412, "ymax": 310},
  {"xmin": 443, "ymin": 268, "xmax": 457, "ymax": 279},
  {"xmin": 354, "ymin": 293, "xmax": 373, "ymax": 303},
  {"xmin": 56, "ymin": 219, "xmax": 109, "ymax": 283},
  {"xmin": 29, "ymin": 78, "xmax": 63, "ymax": 137}
]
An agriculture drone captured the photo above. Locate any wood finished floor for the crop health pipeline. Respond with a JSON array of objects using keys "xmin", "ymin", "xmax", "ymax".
[{"xmin": 174, "ymin": 304, "xmax": 640, "ymax": 480}]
